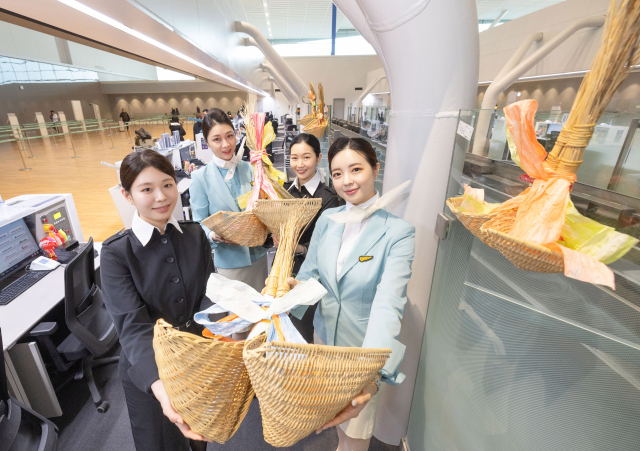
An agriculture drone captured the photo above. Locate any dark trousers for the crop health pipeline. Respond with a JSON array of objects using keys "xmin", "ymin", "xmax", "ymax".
[{"xmin": 120, "ymin": 359, "xmax": 206, "ymax": 451}]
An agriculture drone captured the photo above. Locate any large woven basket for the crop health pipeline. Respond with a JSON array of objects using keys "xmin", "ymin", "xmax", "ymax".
[
  {"xmin": 201, "ymin": 211, "xmax": 268, "ymax": 247},
  {"xmin": 481, "ymin": 216, "xmax": 564, "ymax": 273},
  {"xmin": 243, "ymin": 335, "xmax": 391, "ymax": 447},
  {"xmin": 153, "ymin": 320, "xmax": 259, "ymax": 444},
  {"xmin": 446, "ymin": 196, "xmax": 495, "ymax": 242}
]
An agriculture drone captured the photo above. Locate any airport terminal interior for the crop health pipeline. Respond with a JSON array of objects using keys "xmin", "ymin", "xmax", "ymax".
[{"xmin": 1, "ymin": 0, "xmax": 640, "ymax": 450}]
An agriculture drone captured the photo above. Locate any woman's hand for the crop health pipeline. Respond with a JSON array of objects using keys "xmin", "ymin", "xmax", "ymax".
[
  {"xmin": 210, "ymin": 231, "xmax": 235, "ymax": 245},
  {"xmin": 261, "ymin": 277, "xmax": 301, "ymax": 295},
  {"xmin": 315, "ymin": 379, "xmax": 378, "ymax": 434},
  {"xmin": 151, "ymin": 379, "xmax": 209, "ymax": 442}
]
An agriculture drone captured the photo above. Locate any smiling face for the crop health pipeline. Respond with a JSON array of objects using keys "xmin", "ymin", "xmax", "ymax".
[
  {"xmin": 206, "ymin": 122, "xmax": 236, "ymax": 161},
  {"xmin": 122, "ymin": 166, "xmax": 178, "ymax": 230},
  {"xmin": 290, "ymin": 141, "xmax": 321, "ymax": 186},
  {"xmin": 330, "ymin": 148, "xmax": 379, "ymax": 205}
]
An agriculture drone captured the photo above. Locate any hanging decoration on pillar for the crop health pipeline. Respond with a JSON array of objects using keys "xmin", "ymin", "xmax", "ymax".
[
  {"xmin": 448, "ymin": 0, "xmax": 640, "ymax": 289},
  {"xmin": 299, "ymin": 82, "xmax": 329, "ymax": 138}
]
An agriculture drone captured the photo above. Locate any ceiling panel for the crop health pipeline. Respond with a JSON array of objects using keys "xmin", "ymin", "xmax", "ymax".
[
  {"xmin": 237, "ymin": 0, "xmax": 353, "ymax": 41},
  {"xmin": 238, "ymin": 1, "xmax": 567, "ymax": 40},
  {"xmin": 476, "ymin": 0, "xmax": 566, "ymax": 21}
]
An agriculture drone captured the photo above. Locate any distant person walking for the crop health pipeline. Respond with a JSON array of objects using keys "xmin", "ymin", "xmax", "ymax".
[
  {"xmin": 50, "ymin": 110, "xmax": 60, "ymax": 134},
  {"xmin": 120, "ymin": 108, "xmax": 131, "ymax": 130},
  {"xmin": 193, "ymin": 113, "xmax": 203, "ymax": 140}
]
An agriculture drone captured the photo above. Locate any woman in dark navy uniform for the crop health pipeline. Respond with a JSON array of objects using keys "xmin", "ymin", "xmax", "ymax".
[
  {"xmin": 101, "ymin": 149, "xmax": 211, "ymax": 451},
  {"xmin": 282, "ymin": 133, "xmax": 343, "ymax": 342}
]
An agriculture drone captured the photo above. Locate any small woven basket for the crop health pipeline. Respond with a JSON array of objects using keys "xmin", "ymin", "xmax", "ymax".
[
  {"xmin": 297, "ymin": 114, "xmax": 315, "ymax": 126},
  {"xmin": 243, "ymin": 335, "xmax": 391, "ymax": 447},
  {"xmin": 153, "ymin": 320, "xmax": 259, "ymax": 444},
  {"xmin": 302, "ymin": 119, "xmax": 328, "ymax": 138},
  {"xmin": 446, "ymin": 196, "xmax": 495, "ymax": 242},
  {"xmin": 481, "ymin": 216, "xmax": 564, "ymax": 273},
  {"xmin": 201, "ymin": 211, "xmax": 268, "ymax": 247}
]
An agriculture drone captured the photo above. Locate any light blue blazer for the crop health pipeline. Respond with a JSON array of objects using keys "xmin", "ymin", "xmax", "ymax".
[
  {"xmin": 189, "ymin": 160, "xmax": 266, "ymax": 269},
  {"xmin": 292, "ymin": 206, "xmax": 415, "ymax": 385}
]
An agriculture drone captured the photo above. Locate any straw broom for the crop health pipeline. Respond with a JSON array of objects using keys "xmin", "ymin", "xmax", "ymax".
[
  {"xmin": 547, "ymin": 0, "xmax": 640, "ymax": 175},
  {"xmin": 254, "ymin": 198, "xmax": 322, "ymax": 298}
]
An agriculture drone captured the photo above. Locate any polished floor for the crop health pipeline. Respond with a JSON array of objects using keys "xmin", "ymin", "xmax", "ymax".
[{"xmin": 0, "ymin": 122, "xmax": 181, "ymax": 241}]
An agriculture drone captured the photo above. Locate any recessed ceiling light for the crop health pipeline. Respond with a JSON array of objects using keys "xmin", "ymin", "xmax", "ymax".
[
  {"xmin": 265, "ymin": 13, "xmax": 269, "ymax": 17},
  {"xmin": 267, "ymin": 21, "xmax": 270, "ymax": 25},
  {"xmin": 55, "ymin": 0, "xmax": 267, "ymax": 95},
  {"xmin": 263, "ymin": 2, "xmax": 267, "ymax": 6}
]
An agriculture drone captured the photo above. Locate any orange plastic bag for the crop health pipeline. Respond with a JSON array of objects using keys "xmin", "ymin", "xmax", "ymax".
[{"xmin": 504, "ymin": 100, "xmax": 548, "ymax": 181}]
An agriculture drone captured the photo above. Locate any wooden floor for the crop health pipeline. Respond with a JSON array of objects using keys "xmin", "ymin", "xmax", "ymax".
[{"xmin": 0, "ymin": 123, "xmax": 193, "ymax": 242}]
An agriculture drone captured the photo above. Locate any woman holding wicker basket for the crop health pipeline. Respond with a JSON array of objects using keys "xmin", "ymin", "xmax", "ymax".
[
  {"xmin": 190, "ymin": 109, "xmax": 268, "ymax": 292},
  {"xmin": 101, "ymin": 150, "xmax": 212, "ymax": 451},
  {"xmin": 286, "ymin": 137, "xmax": 415, "ymax": 451}
]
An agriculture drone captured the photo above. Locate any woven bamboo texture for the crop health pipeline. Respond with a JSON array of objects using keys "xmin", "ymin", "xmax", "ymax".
[
  {"xmin": 446, "ymin": 196, "xmax": 494, "ymax": 242},
  {"xmin": 201, "ymin": 211, "xmax": 268, "ymax": 247},
  {"xmin": 302, "ymin": 118, "xmax": 328, "ymax": 138},
  {"xmin": 253, "ymin": 198, "xmax": 322, "ymax": 297},
  {"xmin": 481, "ymin": 216, "xmax": 564, "ymax": 273},
  {"xmin": 243, "ymin": 335, "xmax": 391, "ymax": 447},
  {"xmin": 297, "ymin": 114, "xmax": 314, "ymax": 126},
  {"xmin": 153, "ymin": 320, "xmax": 260, "ymax": 443}
]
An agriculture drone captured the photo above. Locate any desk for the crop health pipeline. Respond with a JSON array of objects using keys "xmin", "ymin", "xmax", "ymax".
[{"xmin": 1, "ymin": 243, "xmax": 102, "ymax": 417}]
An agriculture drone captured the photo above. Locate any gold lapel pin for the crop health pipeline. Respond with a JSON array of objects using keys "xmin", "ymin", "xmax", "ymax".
[{"xmin": 359, "ymin": 256, "xmax": 373, "ymax": 262}]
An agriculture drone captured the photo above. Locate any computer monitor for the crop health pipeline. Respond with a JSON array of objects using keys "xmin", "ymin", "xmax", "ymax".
[
  {"xmin": 179, "ymin": 143, "xmax": 196, "ymax": 162},
  {"xmin": 0, "ymin": 218, "xmax": 41, "ymax": 282}
]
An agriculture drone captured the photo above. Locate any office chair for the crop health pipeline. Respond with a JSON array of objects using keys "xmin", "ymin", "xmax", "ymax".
[
  {"xmin": 30, "ymin": 238, "xmax": 120, "ymax": 413},
  {"xmin": 0, "ymin": 329, "xmax": 59, "ymax": 451}
]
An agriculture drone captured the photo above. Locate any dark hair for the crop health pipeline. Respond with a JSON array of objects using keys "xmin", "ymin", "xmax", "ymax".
[
  {"xmin": 195, "ymin": 112, "xmax": 202, "ymax": 120},
  {"xmin": 120, "ymin": 149, "xmax": 176, "ymax": 193},
  {"xmin": 328, "ymin": 137, "xmax": 378, "ymax": 172},
  {"xmin": 291, "ymin": 133, "xmax": 321, "ymax": 157},
  {"xmin": 170, "ymin": 115, "xmax": 180, "ymax": 123},
  {"xmin": 202, "ymin": 108, "xmax": 234, "ymax": 141}
]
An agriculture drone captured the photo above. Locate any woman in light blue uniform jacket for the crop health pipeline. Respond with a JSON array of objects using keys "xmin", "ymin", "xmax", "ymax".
[
  {"xmin": 189, "ymin": 109, "xmax": 268, "ymax": 292},
  {"xmin": 289, "ymin": 137, "xmax": 415, "ymax": 451}
]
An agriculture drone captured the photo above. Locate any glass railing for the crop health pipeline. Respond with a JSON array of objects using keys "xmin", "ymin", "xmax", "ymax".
[
  {"xmin": 469, "ymin": 108, "xmax": 640, "ymax": 201},
  {"xmin": 406, "ymin": 109, "xmax": 640, "ymax": 451}
]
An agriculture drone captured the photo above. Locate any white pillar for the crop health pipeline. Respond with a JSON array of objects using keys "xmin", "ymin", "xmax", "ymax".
[
  {"xmin": 235, "ymin": 21, "xmax": 307, "ymax": 97},
  {"xmin": 471, "ymin": 16, "xmax": 604, "ymax": 155},
  {"xmin": 261, "ymin": 64, "xmax": 299, "ymax": 124},
  {"xmin": 333, "ymin": 0, "xmax": 479, "ymax": 445}
]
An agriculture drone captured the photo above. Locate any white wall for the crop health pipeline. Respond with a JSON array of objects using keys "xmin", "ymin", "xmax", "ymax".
[
  {"xmin": 131, "ymin": 0, "xmax": 265, "ymax": 86},
  {"xmin": 479, "ymin": 0, "xmax": 608, "ymax": 83},
  {"xmin": 0, "ymin": 20, "xmax": 159, "ymax": 81},
  {"xmin": 277, "ymin": 55, "xmax": 384, "ymax": 120}
]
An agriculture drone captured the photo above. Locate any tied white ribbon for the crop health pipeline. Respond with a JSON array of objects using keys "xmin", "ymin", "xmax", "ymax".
[
  {"xmin": 213, "ymin": 136, "xmax": 245, "ymax": 181},
  {"xmin": 194, "ymin": 273, "xmax": 327, "ymax": 336},
  {"xmin": 328, "ymin": 180, "xmax": 412, "ymax": 224}
]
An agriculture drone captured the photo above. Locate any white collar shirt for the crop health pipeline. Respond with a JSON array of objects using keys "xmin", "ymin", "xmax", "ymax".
[
  {"xmin": 290, "ymin": 169, "xmax": 324, "ymax": 196},
  {"xmin": 336, "ymin": 192, "xmax": 379, "ymax": 276},
  {"xmin": 131, "ymin": 210, "xmax": 182, "ymax": 246}
]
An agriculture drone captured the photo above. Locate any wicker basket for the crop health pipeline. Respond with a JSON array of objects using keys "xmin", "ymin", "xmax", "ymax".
[
  {"xmin": 302, "ymin": 118, "xmax": 328, "ymax": 138},
  {"xmin": 297, "ymin": 114, "xmax": 315, "ymax": 126},
  {"xmin": 481, "ymin": 216, "xmax": 564, "ymax": 273},
  {"xmin": 446, "ymin": 196, "xmax": 495, "ymax": 242},
  {"xmin": 153, "ymin": 320, "xmax": 259, "ymax": 444},
  {"xmin": 243, "ymin": 335, "xmax": 391, "ymax": 447},
  {"xmin": 201, "ymin": 211, "xmax": 268, "ymax": 247}
]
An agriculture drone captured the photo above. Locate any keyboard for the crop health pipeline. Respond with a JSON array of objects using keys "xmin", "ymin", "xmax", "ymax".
[{"xmin": 0, "ymin": 270, "xmax": 54, "ymax": 306}]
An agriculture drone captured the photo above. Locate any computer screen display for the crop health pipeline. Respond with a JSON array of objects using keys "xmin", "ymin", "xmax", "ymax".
[
  {"xmin": 0, "ymin": 218, "xmax": 40, "ymax": 280},
  {"xmin": 179, "ymin": 146, "xmax": 190, "ymax": 162}
]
